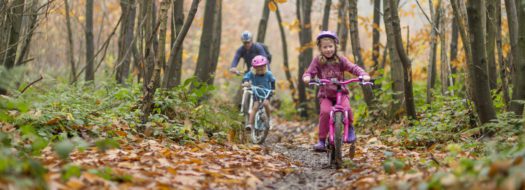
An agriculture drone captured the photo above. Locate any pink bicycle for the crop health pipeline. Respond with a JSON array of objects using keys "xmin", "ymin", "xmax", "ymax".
[{"xmin": 309, "ymin": 76, "xmax": 374, "ymax": 168}]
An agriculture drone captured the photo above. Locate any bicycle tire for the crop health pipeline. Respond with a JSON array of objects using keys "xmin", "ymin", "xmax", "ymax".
[
  {"xmin": 349, "ymin": 142, "xmax": 356, "ymax": 159},
  {"xmin": 333, "ymin": 112, "xmax": 344, "ymax": 169},
  {"xmin": 251, "ymin": 108, "xmax": 269, "ymax": 144}
]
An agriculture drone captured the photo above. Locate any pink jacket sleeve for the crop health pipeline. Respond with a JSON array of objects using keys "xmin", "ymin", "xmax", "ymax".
[
  {"xmin": 302, "ymin": 56, "xmax": 320, "ymax": 78},
  {"xmin": 341, "ymin": 56, "xmax": 369, "ymax": 77}
]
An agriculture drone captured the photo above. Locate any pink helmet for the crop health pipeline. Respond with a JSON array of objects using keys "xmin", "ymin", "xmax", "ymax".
[
  {"xmin": 316, "ymin": 31, "xmax": 339, "ymax": 44},
  {"xmin": 251, "ymin": 55, "xmax": 268, "ymax": 67}
]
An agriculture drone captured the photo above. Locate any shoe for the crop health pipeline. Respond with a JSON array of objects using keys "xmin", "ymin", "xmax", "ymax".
[
  {"xmin": 345, "ymin": 125, "xmax": 356, "ymax": 143},
  {"xmin": 245, "ymin": 124, "xmax": 252, "ymax": 131},
  {"xmin": 313, "ymin": 140, "xmax": 326, "ymax": 152}
]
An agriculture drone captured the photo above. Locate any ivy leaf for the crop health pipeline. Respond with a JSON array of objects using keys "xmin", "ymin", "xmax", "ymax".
[{"xmin": 54, "ymin": 139, "xmax": 75, "ymax": 160}]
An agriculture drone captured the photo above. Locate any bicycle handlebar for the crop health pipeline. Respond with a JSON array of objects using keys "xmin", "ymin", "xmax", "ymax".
[
  {"xmin": 308, "ymin": 76, "xmax": 375, "ymax": 86},
  {"xmin": 244, "ymin": 85, "xmax": 272, "ymax": 100}
]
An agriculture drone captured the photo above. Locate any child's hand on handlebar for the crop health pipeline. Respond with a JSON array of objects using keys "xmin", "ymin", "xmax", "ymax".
[
  {"xmin": 361, "ymin": 75, "xmax": 371, "ymax": 82},
  {"xmin": 303, "ymin": 76, "xmax": 311, "ymax": 83},
  {"xmin": 230, "ymin": 67, "xmax": 240, "ymax": 75},
  {"xmin": 242, "ymin": 81, "xmax": 250, "ymax": 87}
]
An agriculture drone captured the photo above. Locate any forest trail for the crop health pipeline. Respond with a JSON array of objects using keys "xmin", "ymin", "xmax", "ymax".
[
  {"xmin": 33, "ymin": 117, "xmax": 447, "ymax": 189},
  {"xmin": 259, "ymin": 118, "xmax": 447, "ymax": 189}
]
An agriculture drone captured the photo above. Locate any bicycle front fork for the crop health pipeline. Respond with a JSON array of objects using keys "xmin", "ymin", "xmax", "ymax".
[{"xmin": 328, "ymin": 110, "xmax": 350, "ymax": 144}]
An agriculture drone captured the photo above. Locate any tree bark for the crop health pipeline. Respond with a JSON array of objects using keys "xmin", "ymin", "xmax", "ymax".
[
  {"xmin": 322, "ymin": 0, "xmax": 332, "ymax": 30},
  {"xmin": 486, "ymin": 0, "xmax": 498, "ymax": 90},
  {"xmin": 157, "ymin": 0, "xmax": 170, "ymax": 82},
  {"xmin": 512, "ymin": 0, "xmax": 525, "ymax": 115},
  {"xmin": 439, "ymin": 4, "xmax": 452, "ymax": 95},
  {"xmin": 3, "ymin": 0, "xmax": 25, "ymax": 69},
  {"xmin": 15, "ymin": 0, "xmax": 38, "ymax": 67},
  {"xmin": 297, "ymin": 0, "xmax": 313, "ymax": 118},
  {"xmin": 451, "ymin": 0, "xmax": 473, "ymax": 96},
  {"xmin": 371, "ymin": 0, "xmax": 381, "ymax": 72},
  {"xmin": 165, "ymin": 0, "xmax": 199, "ymax": 84},
  {"xmin": 337, "ymin": 0, "xmax": 348, "ymax": 52},
  {"xmin": 387, "ymin": 0, "xmax": 416, "ymax": 119},
  {"xmin": 163, "ymin": 0, "xmax": 184, "ymax": 88},
  {"xmin": 141, "ymin": 0, "xmax": 157, "ymax": 87},
  {"xmin": 85, "ymin": 0, "xmax": 95, "ymax": 81},
  {"xmin": 383, "ymin": 0, "xmax": 404, "ymax": 118},
  {"xmin": 497, "ymin": 2, "xmax": 510, "ymax": 109},
  {"xmin": 194, "ymin": 0, "xmax": 221, "ymax": 85},
  {"xmin": 141, "ymin": 0, "xmax": 172, "ymax": 123},
  {"xmin": 256, "ymin": 0, "xmax": 270, "ymax": 43},
  {"xmin": 450, "ymin": 18, "xmax": 459, "ymax": 74},
  {"xmin": 116, "ymin": 0, "xmax": 137, "ymax": 84},
  {"xmin": 348, "ymin": 0, "xmax": 375, "ymax": 107},
  {"xmin": 426, "ymin": 0, "xmax": 441, "ymax": 104},
  {"xmin": 275, "ymin": 5, "xmax": 296, "ymax": 104},
  {"xmin": 466, "ymin": 0, "xmax": 497, "ymax": 124},
  {"xmin": 64, "ymin": 0, "xmax": 77, "ymax": 83}
]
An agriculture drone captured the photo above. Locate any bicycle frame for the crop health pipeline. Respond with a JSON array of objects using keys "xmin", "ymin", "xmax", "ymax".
[
  {"xmin": 310, "ymin": 77, "xmax": 373, "ymax": 145},
  {"xmin": 240, "ymin": 86, "xmax": 272, "ymax": 117}
]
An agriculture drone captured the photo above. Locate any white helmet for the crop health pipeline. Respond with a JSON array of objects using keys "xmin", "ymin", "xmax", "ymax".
[{"xmin": 241, "ymin": 31, "xmax": 252, "ymax": 42}]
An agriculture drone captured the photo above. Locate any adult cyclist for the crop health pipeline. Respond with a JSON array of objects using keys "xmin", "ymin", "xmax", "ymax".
[{"xmin": 229, "ymin": 31, "xmax": 271, "ymax": 74}]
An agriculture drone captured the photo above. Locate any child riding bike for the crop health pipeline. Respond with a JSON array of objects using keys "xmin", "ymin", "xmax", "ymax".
[
  {"xmin": 243, "ymin": 55, "xmax": 275, "ymax": 131},
  {"xmin": 302, "ymin": 31, "xmax": 371, "ymax": 152}
]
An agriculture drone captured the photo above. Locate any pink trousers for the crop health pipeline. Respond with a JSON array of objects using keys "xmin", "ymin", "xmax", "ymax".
[{"xmin": 318, "ymin": 97, "xmax": 353, "ymax": 140}]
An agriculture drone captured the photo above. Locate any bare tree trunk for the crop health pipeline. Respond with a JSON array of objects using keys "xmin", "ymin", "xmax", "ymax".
[
  {"xmin": 497, "ymin": 2, "xmax": 510, "ymax": 109},
  {"xmin": 371, "ymin": 0, "xmax": 381, "ymax": 72},
  {"xmin": 439, "ymin": 5, "xmax": 452, "ymax": 95},
  {"xmin": 163, "ymin": 0, "xmax": 184, "ymax": 88},
  {"xmin": 157, "ymin": 0, "xmax": 170, "ymax": 85},
  {"xmin": 142, "ymin": 1, "xmax": 156, "ymax": 87},
  {"xmin": 275, "ymin": 5, "xmax": 296, "ymax": 104},
  {"xmin": 486, "ymin": 0, "xmax": 498, "ymax": 90},
  {"xmin": 297, "ymin": 0, "xmax": 313, "ymax": 118},
  {"xmin": 116, "ymin": 0, "xmax": 137, "ymax": 84},
  {"xmin": 15, "ymin": 0, "xmax": 38, "ymax": 67},
  {"xmin": 85, "ymin": 0, "xmax": 95, "ymax": 81},
  {"xmin": 505, "ymin": 0, "xmax": 519, "ymax": 108},
  {"xmin": 512, "ymin": 0, "xmax": 525, "ymax": 116},
  {"xmin": 466, "ymin": 0, "xmax": 497, "ymax": 124},
  {"xmin": 0, "ymin": 0, "xmax": 7, "ymax": 66},
  {"xmin": 141, "ymin": 0, "xmax": 172, "ymax": 123},
  {"xmin": 337, "ymin": 0, "xmax": 348, "ymax": 52},
  {"xmin": 348, "ymin": 0, "xmax": 375, "ymax": 108},
  {"xmin": 451, "ymin": 0, "xmax": 473, "ymax": 96},
  {"xmin": 3, "ymin": 0, "xmax": 25, "ymax": 69},
  {"xmin": 426, "ymin": 0, "xmax": 441, "ymax": 104},
  {"xmin": 256, "ymin": 0, "xmax": 270, "ymax": 43},
  {"xmin": 322, "ymin": 0, "xmax": 332, "ymax": 30},
  {"xmin": 64, "ymin": 0, "xmax": 77, "ymax": 83},
  {"xmin": 387, "ymin": 0, "xmax": 416, "ymax": 119},
  {"xmin": 207, "ymin": 0, "xmax": 221, "ymax": 85},
  {"xmin": 383, "ymin": 0, "xmax": 404, "ymax": 118},
  {"xmin": 450, "ymin": 18, "xmax": 459, "ymax": 74},
  {"xmin": 165, "ymin": 0, "xmax": 199, "ymax": 84},
  {"xmin": 194, "ymin": 0, "xmax": 220, "ymax": 85}
]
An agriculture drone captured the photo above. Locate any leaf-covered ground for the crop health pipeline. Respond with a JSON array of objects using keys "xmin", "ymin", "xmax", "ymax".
[
  {"xmin": 39, "ymin": 134, "xmax": 295, "ymax": 189},
  {"xmin": 32, "ymin": 117, "xmax": 454, "ymax": 190}
]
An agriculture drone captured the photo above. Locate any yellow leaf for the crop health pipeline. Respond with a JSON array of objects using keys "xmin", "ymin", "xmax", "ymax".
[
  {"xmin": 274, "ymin": 0, "xmax": 287, "ymax": 3},
  {"xmin": 268, "ymin": 1, "xmax": 277, "ymax": 12}
]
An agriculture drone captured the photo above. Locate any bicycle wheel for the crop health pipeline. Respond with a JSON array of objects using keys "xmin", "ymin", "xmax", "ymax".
[
  {"xmin": 332, "ymin": 112, "xmax": 344, "ymax": 169},
  {"xmin": 251, "ymin": 107, "xmax": 269, "ymax": 144}
]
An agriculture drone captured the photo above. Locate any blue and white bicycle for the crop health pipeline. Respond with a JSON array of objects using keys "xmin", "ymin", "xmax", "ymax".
[{"xmin": 240, "ymin": 85, "xmax": 272, "ymax": 144}]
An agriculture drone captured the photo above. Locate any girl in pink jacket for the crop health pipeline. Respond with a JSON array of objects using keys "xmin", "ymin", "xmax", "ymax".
[{"xmin": 302, "ymin": 31, "xmax": 371, "ymax": 151}]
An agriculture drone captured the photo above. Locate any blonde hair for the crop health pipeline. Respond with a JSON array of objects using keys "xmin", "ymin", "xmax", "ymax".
[{"xmin": 317, "ymin": 37, "xmax": 340, "ymax": 65}]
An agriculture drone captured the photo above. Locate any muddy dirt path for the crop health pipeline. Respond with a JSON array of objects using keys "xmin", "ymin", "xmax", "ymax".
[{"xmin": 256, "ymin": 119, "xmax": 388, "ymax": 189}]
